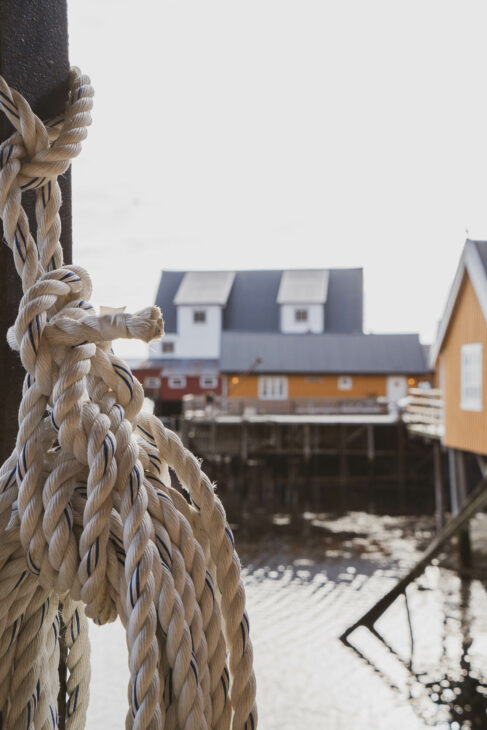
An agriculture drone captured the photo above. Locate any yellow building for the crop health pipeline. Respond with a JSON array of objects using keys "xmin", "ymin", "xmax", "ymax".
[
  {"xmin": 431, "ymin": 239, "xmax": 487, "ymax": 455},
  {"xmin": 221, "ymin": 332, "xmax": 429, "ymax": 411}
]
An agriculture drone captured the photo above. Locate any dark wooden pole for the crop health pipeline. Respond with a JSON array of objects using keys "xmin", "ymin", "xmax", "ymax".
[
  {"xmin": 0, "ymin": 0, "xmax": 71, "ymax": 466},
  {"xmin": 433, "ymin": 441, "xmax": 445, "ymax": 533},
  {"xmin": 0, "ymin": 3, "xmax": 71, "ymax": 727},
  {"xmin": 340, "ymin": 472, "xmax": 487, "ymax": 643}
]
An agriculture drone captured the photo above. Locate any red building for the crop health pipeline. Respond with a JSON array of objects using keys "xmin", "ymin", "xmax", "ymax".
[{"xmin": 132, "ymin": 359, "xmax": 222, "ymax": 415}]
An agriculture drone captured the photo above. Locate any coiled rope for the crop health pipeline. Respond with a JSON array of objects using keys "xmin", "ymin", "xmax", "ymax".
[{"xmin": 0, "ymin": 68, "xmax": 257, "ymax": 730}]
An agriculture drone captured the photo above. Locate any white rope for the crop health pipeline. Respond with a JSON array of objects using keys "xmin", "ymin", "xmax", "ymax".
[{"xmin": 0, "ymin": 68, "xmax": 257, "ymax": 730}]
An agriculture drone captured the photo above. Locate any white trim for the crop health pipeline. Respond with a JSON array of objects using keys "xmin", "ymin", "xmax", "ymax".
[
  {"xmin": 200, "ymin": 375, "xmax": 218, "ymax": 389},
  {"xmin": 258, "ymin": 376, "xmax": 288, "ymax": 400},
  {"xmin": 144, "ymin": 376, "xmax": 161, "ymax": 389},
  {"xmin": 431, "ymin": 240, "xmax": 487, "ymax": 366},
  {"xmin": 460, "ymin": 343, "xmax": 483, "ymax": 412},
  {"xmin": 167, "ymin": 376, "xmax": 187, "ymax": 389}
]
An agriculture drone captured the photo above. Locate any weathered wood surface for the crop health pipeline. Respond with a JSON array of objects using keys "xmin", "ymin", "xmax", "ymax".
[
  {"xmin": 0, "ymin": 0, "xmax": 71, "ymax": 465},
  {"xmin": 0, "ymin": 2, "xmax": 71, "ymax": 726}
]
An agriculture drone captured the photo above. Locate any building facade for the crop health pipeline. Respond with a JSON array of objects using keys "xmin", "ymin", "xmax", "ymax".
[
  {"xmin": 135, "ymin": 267, "xmax": 429, "ymax": 414},
  {"xmin": 431, "ymin": 239, "xmax": 487, "ymax": 455}
]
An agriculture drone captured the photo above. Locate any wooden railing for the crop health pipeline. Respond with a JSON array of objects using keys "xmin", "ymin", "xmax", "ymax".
[
  {"xmin": 182, "ymin": 394, "xmax": 392, "ymax": 418},
  {"xmin": 402, "ymin": 388, "xmax": 444, "ymax": 439}
]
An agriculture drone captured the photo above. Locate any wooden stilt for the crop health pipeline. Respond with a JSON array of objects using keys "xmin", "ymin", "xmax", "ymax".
[
  {"xmin": 304, "ymin": 423, "xmax": 311, "ymax": 462},
  {"xmin": 397, "ymin": 423, "xmax": 406, "ymax": 509},
  {"xmin": 340, "ymin": 472, "xmax": 487, "ymax": 643},
  {"xmin": 433, "ymin": 442, "xmax": 445, "ymax": 533},
  {"xmin": 448, "ymin": 448, "xmax": 460, "ymax": 514},
  {"xmin": 366, "ymin": 424, "xmax": 375, "ymax": 462},
  {"xmin": 241, "ymin": 422, "xmax": 248, "ymax": 462},
  {"xmin": 455, "ymin": 449, "xmax": 472, "ymax": 567}
]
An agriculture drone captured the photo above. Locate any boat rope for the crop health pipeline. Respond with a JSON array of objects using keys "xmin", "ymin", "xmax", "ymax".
[{"xmin": 0, "ymin": 68, "xmax": 257, "ymax": 730}]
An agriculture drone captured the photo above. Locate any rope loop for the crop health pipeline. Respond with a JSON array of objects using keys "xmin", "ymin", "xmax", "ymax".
[{"xmin": 0, "ymin": 67, "xmax": 257, "ymax": 729}]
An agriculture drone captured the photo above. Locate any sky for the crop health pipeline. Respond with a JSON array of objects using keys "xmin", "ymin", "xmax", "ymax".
[{"xmin": 68, "ymin": 1, "xmax": 487, "ymax": 360}]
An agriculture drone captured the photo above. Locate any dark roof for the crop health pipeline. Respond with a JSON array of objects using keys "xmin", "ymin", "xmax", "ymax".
[
  {"xmin": 472, "ymin": 240, "xmax": 487, "ymax": 275},
  {"xmin": 220, "ymin": 332, "xmax": 429, "ymax": 374},
  {"xmin": 222, "ymin": 270, "xmax": 282, "ymax": 332},
  {"xmin": 431, "ymin": 239, "xmax": 487, "ymax": 364},
  {"xmin": 156, "ymin": 268, "xmax": 363, "ymax": 334},
  {"xmin": 155, "ymin": 271, "xmax": 185, "ymax": 333},
  {"xmin": 142, "ymin": 359, "xmax": 220, "ymax": 376}
]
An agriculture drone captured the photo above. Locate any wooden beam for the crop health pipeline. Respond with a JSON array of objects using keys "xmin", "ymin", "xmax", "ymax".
[
  {"xmin": 0, "ymin": 3, "xmax": 71, "ymax": 727},
  {"xmin": 455, "ymin": 449, "xmax": 472, "ymax": 567},
  {"xmin": 340, "ymin": 472, "xmax": 487, "ymax": 643},
  {"xmin": 433, "ymin": 442, "xmax": 445, "ymax": 532},
  {"xmin": 0, "ymin": 0, "xmax": 71, "ymax": 465}
]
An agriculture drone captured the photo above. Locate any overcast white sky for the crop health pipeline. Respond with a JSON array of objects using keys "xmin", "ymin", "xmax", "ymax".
[{"xmin": 68, "ymin": 1, "xmax": 487, "ymax": 360}]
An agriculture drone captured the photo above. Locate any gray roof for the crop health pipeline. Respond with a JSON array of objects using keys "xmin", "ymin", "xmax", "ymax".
[
  {"xmin": 174, "ymin": 271, "xmax": 235, "ymax": 305},
  {"xmin": 144, "ymin": 359, "xmax": 220, "ymax": 376},
  {"xmin": 156, "ymin": 268, "xmax": 363, "ymax": 334},
  {"xmin": 431, "ymin": 239, "xmax": 487, "ymax": 365},
  {"xmin": 155, "ymin": 271, "xmax": 185, "ymax": 333},
  {"xmin": 220, "ymin": 332, "xmax": 429, "ymax": 374},
  {"xmin": 472, "ymin": 240, "xmax": 487, "ymax": 274},
  {"xmin": 277, "ymin": 269, "xmax": 329, "ymax": 304}
]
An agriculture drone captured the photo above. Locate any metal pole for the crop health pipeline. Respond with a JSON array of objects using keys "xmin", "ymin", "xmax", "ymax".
[{"xmin": 0, "ymin": 3, "xmax": 71, "ymax": 727}]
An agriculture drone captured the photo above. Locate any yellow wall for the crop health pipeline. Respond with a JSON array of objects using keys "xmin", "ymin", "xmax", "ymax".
[
  {"xmin": 439, "ymin": 274, "xmax": 487, "ymax": 454},
  {"xmin": 226, "ymin": 373, "xmax": 423, "ymax": 399}
]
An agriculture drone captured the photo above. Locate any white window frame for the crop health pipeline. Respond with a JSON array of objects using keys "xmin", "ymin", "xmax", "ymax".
[
  {"xmin": 144, "ymin": 376, "xmax": 161, "ymax": 389},
  {"xmin": 200, "ymin": 375, "xmax": 218, "ymax": 389},
  {"xmin": 258, "ymin": 376, "xmax": 288, "ymax": 400},
  {"xmin": 193, "ymin": 310, "xmax": 206, "ymax": 324},
  {"xmin": 338, "ymin": 375, "xmax": 353, "ymax": 391},
  {"xmin": 168, "ymin": 376, "xmax": 187, "ymax": 389},
  {"xmin": 295, "ymin": 308, "xmax": 309, "ymax": 322},
  {"xmin": 162, "ymin": 340, "xmax": 174, "ymax": 353},
  {"xmin": 461, "ymin": 343, "xmax": 483, "ymax": 412}
]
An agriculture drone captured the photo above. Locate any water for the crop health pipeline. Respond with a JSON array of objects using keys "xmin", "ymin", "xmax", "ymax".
[{"xmin": 87, "ymin": 511, "xmax": 487, "ymax": 729}]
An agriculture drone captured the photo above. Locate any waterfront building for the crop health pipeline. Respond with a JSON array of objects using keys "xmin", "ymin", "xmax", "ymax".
[
  {"xmin": 134, "ymin": 267, "xmax": 429, "ymax": 415},
  {"xmin": 431, "ymin": 239, "xmax": 487, "ymax": 455}
]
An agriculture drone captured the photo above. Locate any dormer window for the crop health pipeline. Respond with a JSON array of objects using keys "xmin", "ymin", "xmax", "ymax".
[
  {"xmin": 193, "ymin": 310, "xmax": 206, "ymax": 323},
  {"xmin": 295, "ymin": 308, "xmax": 308, "ymax": 322}
]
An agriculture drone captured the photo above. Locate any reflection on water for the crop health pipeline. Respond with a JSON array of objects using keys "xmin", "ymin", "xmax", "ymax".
[{"xmin": 87, "ymin": 511, "xmax": 487, "ymax": 729}]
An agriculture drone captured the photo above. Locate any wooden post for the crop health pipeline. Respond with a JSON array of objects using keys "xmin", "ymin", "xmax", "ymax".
[
  {"xmin": 366, "ymin": 424, "xmax": 375, "ymax": 462},
  {"xmin": 448, "ymin": 448, "xmax": 471, "ymax": 567},
  {"xmin": 340, "ymin": 472, "xmax": 487, "ymax": 643},
  {"xmin": 241, "ymin": 421, "xmax": 248, "ymax": 462},
  {"xmin": 455, "ymin": 449, "xmax": 472, "ymax": 567},
  {"xmin": 448, "ymin": 448, "xmax": 460, "ymax": 514},
  {"xmin": 433, "ymin": 442, "xmax": 445, "ymax": 533},
  {"xmin": 303, "ymin": 423, "xmax": 311, "ymax": 462},
  {"xmin": 397, "ymin": 423, "xmax": 406, "ymax": 509},
  {"xmin": 0, "ymin": 0, "xmax": 71, "ymax": 465},
  {"xmin": 0, "ymin": 4, "xmax": 71, "ymax": 727}
]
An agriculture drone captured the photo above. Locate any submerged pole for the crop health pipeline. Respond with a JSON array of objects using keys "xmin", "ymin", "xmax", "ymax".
[{"xmin": 0, "ymin": 3, "xmax": 71, "ymax": 727}]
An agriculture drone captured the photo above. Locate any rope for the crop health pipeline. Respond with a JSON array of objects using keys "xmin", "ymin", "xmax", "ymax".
[{"xmin": 0, "ymin": 68, "xmax": 257, "ymax": 730}]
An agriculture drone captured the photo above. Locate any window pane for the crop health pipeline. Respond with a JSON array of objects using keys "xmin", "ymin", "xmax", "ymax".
[{"xmin": 461, "ymin": 343, "xmax": 482, "ymax": 411}]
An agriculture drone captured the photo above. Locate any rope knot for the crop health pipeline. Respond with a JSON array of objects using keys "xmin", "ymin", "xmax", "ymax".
[{"xmin": 0, "ymin": 67, "xmax": 257, "ymax": 730}]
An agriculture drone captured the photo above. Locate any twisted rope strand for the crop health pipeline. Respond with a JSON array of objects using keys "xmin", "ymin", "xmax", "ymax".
[{"xmin": 0, "ymin": 67, "xmax": 257, "ymax": 729}]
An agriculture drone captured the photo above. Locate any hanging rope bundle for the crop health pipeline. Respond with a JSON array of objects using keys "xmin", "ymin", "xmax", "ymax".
[{"xmin": 0, "ymin": 68, "xmax": 257, "ymax": 729}]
